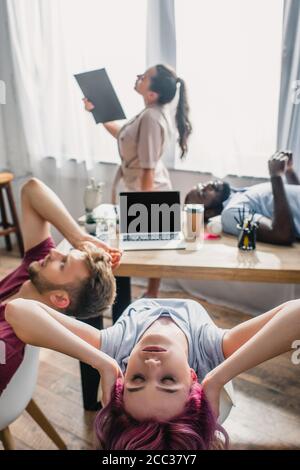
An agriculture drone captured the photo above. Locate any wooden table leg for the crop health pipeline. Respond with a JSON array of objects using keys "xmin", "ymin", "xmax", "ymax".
[
  {"xmin": 112, "ymin": 276, "xmax": 132, "ymax": 324},
  {"xmin": 0, "ymin": 427, "xmax": 15, "ymax": 450},
  {"xmin": 79, "ymin": 315, "xmax": 103, "ymax": 411}
]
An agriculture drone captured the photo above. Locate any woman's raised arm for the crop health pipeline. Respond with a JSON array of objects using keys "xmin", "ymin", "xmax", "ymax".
[
  {"xmin": 5, "ymin": 299, "xmax": 122, "ymax": 403},
  {"xmin": 102, "ymin": 121, "xmax": 122, "ymax": 139},
  {"xmin": 83, "ymin": 98, "xmax": 121, "ymax": 138},
  {"xmin": 202, "ymin": 299, "xmax": 300, "ymax": 417}
]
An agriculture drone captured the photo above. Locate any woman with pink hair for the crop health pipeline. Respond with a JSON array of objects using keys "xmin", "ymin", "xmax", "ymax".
[
  {"xmin": 94, "ymin": 297, "xmax": 300, "ymax": 450},
  {"xmin": 6, "ymin": 296, "xmax": 300, "ymax": 450},
  {"xmin": 95, "ymin": 298, "xmax": 233, "ymax": 450}
]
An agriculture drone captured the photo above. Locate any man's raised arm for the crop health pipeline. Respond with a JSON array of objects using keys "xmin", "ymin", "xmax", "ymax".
[
  {"xmin": 285, "ymin": 152, "xmax": 300, "ymax": 185},
  {"xmin": 21, "ymin": 178, "xmax": 121, "ymax": 267},
  {"xmin": 256, "ymin": 154, "xmax": 296, "ymax": 245}
]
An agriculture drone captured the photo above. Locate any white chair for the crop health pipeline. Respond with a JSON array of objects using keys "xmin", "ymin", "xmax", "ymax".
[
  {"xmin": 218, "ymin": 382, "xmax": 235, "ymax": 425},
  {"xmin": 0, "ymin": 345, "xmax": 66, "ymax": 450}
]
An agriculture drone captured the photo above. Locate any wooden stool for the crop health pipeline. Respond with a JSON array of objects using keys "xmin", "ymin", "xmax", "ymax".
[{"xmin": 0, "ymin": 173, "xmax": 24, "ymax": 257}]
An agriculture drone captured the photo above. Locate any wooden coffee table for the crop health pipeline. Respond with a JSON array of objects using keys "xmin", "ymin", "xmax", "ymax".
[{"xmin": 114, "ymin": 234, "xmax": 300, "ymax": 283}]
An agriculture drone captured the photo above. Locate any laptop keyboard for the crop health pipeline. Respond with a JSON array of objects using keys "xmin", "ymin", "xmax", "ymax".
[{"xmin": 122, "ymin": 233, "xmax": 181, "ymax": 242}]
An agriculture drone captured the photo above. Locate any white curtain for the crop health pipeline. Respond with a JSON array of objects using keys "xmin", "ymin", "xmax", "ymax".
[
  {"xmin": 0, "ymin": 0, "xmax": 29, "ymax": 176},
  {"xmin": 2, "ymin": 0, "xmax": 146, "ymax": 173},
  {"xmin": 277, "ymin": 0, "xmax": 300, "ymax": 175},
  {"xmin": 174, "ymin": 0, "xmax": 284, "ymax": 177},
  {"xmin": 147, "ymin": 0, "xmax": 176, "ymax": 70},
  {"xmin": 1, "ymin": 0, "xmax": 285, "ymax": 178},
  {"xmin": 146, "ymin": 0, "xmax": 178, "ymax": 168}
]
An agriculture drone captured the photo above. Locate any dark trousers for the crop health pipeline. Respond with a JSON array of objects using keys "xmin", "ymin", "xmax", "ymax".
[{"xmin": 79, "ymin": 277, "xmax": 131, "ymax": 411}]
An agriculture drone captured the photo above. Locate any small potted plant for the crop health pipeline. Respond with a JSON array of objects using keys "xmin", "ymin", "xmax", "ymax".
[{"xmin": 84, "ymin": 211, "xmax": 97, "ymax": 235}]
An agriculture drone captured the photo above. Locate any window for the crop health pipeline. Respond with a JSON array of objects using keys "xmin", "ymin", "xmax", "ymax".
[
  {"xmin": 175, "ymin": 0, "xmax": 283, "ymax": 177},
  {"xmin": 7, "ymin": 0, "xmax": 147, "ymax": 169},
  {"xmin": 58, "ymin": 0, "xmax": 147, "ymax": 165}
]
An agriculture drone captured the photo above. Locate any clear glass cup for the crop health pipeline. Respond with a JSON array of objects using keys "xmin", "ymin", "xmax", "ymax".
[
  {"xmin": 96, "ymin": 215, "xmax": 117, "ymax": 243},
  {"xmin": 183, "ymin": 204, "xmax": 204, "ymax": 250},
  {"xmin": 96, "ymin": 217, "xmax": 109, "ymax": 242}
]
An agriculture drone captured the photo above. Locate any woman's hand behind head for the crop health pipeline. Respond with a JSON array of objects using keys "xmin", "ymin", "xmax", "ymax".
[
  {"xmin": 201, "ymin": 374, "xmax": 222, "ymax": 419},
  {"xmin": 100, "ymin": 358, "xmax": 124, "ymax": 407}
]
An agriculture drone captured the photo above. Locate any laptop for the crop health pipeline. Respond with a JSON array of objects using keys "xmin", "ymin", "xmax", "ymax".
[{"xmin": 119, "ymin": 191, "xmax": 186, "ymax": 251}]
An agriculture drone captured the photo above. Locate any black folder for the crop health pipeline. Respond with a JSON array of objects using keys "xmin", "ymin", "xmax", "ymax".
[{"xmin": 74, "ymin": 68, "xmax": 126, "ymax": 124}]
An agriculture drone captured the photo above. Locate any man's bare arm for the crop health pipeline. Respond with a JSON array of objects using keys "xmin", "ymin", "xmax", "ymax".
[
  {"xmin": 285, "ymin": 153, "xmax": 300, "ymax": 185},
  {"xmin": 256, "ymin": 156, "xmax": 296, "ymax": 245},
  {"xmin": 21, "ymin": 179, "xmax": 51, "ymax": 252},
  {"xmin": 286, "ymin": 168, "xmax": 300, "ymax": 185},
  {"xmin": 21, "ymin": 178, "xmax": 87, "ymax": 252},
  {"xmin": 21, "ymin": 178, "xmax": 122, "ymax": 268}
]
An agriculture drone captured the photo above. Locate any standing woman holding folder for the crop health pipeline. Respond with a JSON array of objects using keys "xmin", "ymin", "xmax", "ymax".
[{"xmin": 84, "ymin": 64, "xmax": 192, "ymax": 298}]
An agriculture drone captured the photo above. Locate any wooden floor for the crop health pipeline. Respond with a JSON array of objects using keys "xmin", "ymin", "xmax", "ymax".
[{"xmin": 1, "ymin": 248, "xmax": 300, "ymax": 450}]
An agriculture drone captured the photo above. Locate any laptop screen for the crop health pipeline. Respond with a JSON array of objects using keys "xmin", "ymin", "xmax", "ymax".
[{"xmin": 120, "ymin": 191, "xmax": 181, "ymax": 234}]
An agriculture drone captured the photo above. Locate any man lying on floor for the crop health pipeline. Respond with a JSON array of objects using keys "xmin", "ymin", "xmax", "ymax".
[
  {"xmin": 186, "ymin": 151, "xmax": 300, "ymax": 245},
  {"xmin": 0, "ymin": 177, "xmax": 121, "ymax": 394}
]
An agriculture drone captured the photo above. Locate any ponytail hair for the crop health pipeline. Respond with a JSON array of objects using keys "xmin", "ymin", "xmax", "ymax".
[{"xmin": 150, "ymin": 64, "xmax": 192, "ymax": 159}]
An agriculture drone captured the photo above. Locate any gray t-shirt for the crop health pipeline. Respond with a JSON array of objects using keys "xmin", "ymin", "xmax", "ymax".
[
  {"xmin": 222, "ymin": 182, "xmax": 300, "ymax": 237},
  {"xmin": 100, "ymin": 298, "xmax": 227, "ymax": 382}
]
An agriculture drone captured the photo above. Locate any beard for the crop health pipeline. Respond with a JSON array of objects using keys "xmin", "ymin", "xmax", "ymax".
[{"xmin": 28, "ymin": 261, "xmax": 61, "ymax": 295}]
